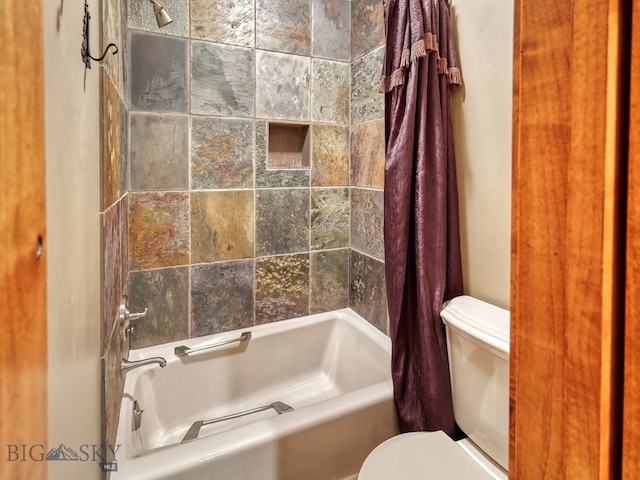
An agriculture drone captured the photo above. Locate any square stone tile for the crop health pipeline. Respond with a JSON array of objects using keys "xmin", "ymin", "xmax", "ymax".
[
  {"xmin": 351, "ymin": 0, "xmax": 385, "ymax": 60},
  {"xmin": 351, "ymin": 47, "xmax": 385, "ymax": 124},
  {"xmin": 191, "ymin": 41, "xmax": 255, "ymax": 117},
  {"xmin": 128, "ymin": 266, "xmax": 189, "ymax": 348},
  {"xmin": 101, "ymin": 333, "xmax": 123, "ymax": 452},
  {"xmin": 256, "ymin": 189, "xmax": 309, "ymax": 256},
  {"xmin": 256, "ymin": 51, "xmax": 310, "ymax": 121},
  {"xmin": 129, "ymin": 31, "xmax": 188, "ymax": 113},
  {"xmin": 310, "ymin": 188, "xmax": 349, "ymax": 250},
  {"xmin": 128, "ymin": 191, "xmax": 190, "ymax": 270},
  {"xmin": 351, "ymin": 188, "xmax": 384, "ymax": 260},
  {"xmin": 351, "ymin": 119, "xmax": 385, "ymax": 188},
  {"xmin": 103, "ymin": 71, "xmax": 123, "ymax": 209},
  {"xmin": 256, "ymin": 0, "xmax": 311, "ymax": 55},
  {"xmin": 130, "ymin": 113, "xmax": 189, "ymax": 191},
  {"xmin": 350, "ymin": 249, "xmax": 387, "ymax": 332},
  {"xmin": 311, "ymin": 59, "xmax": 350, "ymax": 124},
  {"xmin": 191, "ymin": 117, "xmax": 254, "ymax": 189},
  {"xmin": 191, "ymin": 261, "xmax": 254, "ymax": 336},
  {"xmin": 310, "ymin": 249, "xmax": 349, "ymax": 313},
  {"xmin": 191, "ymin": 0, "xmax": 254, "ymax": 47},
  {"xmin": 103, "ymin": 202, "xmax": 123, "ymax": 356},
  {"xmin": 191, "ymin": 190, "xmax": 255, "ymax": 263},
  {"xmin": 312, "ymin": 0, "xmax": 350, "ymax": 60},
  {"xmin": 311, "ymin": 124, "xmax": 350, "ymax": 186},
  {"xmin": 101, "ymin": 0, "xmax": 126, "ymax": 96},
  {"xmin": 256, "ymin": 254, "xmax": 309, "ymax": 323}
]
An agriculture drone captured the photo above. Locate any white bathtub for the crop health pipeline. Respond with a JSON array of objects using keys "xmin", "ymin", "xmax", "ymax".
[{"xmin": 113, "ymin": 308, "xmax": 398, "ymax": 480}]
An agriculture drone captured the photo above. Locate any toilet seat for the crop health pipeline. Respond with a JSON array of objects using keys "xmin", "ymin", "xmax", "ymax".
[{"xmin": 358, "ymin": 431, "xmax": 496, "ymax": 480}]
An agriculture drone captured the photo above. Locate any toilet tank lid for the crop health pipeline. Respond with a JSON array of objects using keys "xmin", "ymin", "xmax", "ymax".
[{"xmin": 441, "ymin": 296, "xmax": 510, "ymax": 354}]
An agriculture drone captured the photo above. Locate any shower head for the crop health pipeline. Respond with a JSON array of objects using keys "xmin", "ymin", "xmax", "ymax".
[{"xmin": 150, "ymin": 0, "xmax": 172, "ymax": 28}]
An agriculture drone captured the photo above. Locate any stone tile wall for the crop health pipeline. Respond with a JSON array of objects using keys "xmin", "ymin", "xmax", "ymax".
[
  {"xmin": 100, "ymin": 0, "xmax": 129, "ymax": 464},
  {"xmin": 99, "ymin": 0, "xmax": 387, "ymax": 459},
  {"xmin": 118, "ymin": 0, "xmax": 380, "ymax": 352},
  {"xmin": 350, "ymin": 0, "xmax": 387, "ymax": 329}
]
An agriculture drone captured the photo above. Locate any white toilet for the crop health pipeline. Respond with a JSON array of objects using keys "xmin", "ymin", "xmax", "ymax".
[{"xmin": 359, "ymin": 296, "xmax": 510, "ymax": 479}]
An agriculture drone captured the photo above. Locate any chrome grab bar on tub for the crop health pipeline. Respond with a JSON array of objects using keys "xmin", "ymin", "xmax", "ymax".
[
  {"xmin": 174, "ymin": 331, "xmax": 251, "ymax": 357},
  {"xmin": 181, "ymin": 402, "xmax": 294, "ymax": 443}
]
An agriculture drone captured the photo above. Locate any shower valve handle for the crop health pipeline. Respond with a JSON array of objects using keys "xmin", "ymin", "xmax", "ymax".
[
  {"xmin": 127, "ymin": 309, "xmax": 148, "ymax": 322},
  {"xmin": 118, "ymin": 295, "xmax": 148, "ymax": 329}
]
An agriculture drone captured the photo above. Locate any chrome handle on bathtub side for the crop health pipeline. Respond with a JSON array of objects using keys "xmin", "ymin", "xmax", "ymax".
[
  {"xmin": 182, "ymin": 401, "xmax": 294, "ymax": 443},
  {"xmin": 174, "ymin": 331, "xmax": 252, "ymax": 357}
]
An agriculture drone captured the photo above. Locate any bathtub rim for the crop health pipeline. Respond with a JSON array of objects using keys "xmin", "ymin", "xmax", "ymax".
[{"xmin": 127, "ymin": 307, "xmax": 389, "ymax": 362}]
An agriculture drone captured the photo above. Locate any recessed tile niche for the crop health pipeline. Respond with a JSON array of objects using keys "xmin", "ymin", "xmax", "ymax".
[{"xmin": 267, "ymin": 123, "xmax": 311, "ymax": 169}]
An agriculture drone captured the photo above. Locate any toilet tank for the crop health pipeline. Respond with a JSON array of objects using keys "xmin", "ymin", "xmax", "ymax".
[{"xmin": 441, "ymin": 296, "xmax": 510, "ymax": 471}]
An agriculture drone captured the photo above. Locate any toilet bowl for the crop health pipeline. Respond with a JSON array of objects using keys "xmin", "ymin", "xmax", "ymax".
[{"xmin": 358, "ymin": 296, "xmax": 509, "ymax": 480}]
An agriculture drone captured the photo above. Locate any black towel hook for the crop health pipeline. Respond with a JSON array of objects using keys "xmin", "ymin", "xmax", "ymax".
[{"xmin": 81, "ymin": 0, "xmax": 118, "ymax": 69}]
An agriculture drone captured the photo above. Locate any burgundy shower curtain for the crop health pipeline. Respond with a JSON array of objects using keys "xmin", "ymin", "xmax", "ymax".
[{"xmin": 381, "ymin": 0, "xmax": 463, "ymax": 435}]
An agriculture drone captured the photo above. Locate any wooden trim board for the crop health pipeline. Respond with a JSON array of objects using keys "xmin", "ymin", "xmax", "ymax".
[
  {"xmin": 511, "ymin": 0, "xmax": 627, "ymax": 477},
  {"xmin": 0, "ymin": 1, "xmax": 47, "ymax": 479}
]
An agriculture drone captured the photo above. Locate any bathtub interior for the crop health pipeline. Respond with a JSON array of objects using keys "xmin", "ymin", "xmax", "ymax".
[{"xmin": 120, "ymin": 309, "xmax": 393, "ymax": 458}]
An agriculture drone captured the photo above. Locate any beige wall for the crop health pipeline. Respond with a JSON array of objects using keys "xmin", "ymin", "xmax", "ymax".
[
  {"xmin": 44, "ymin": 0, "xmax": 102, "ymax": 478},
  {"xmin": 451, "ymin": 0, "xmax": 514, "ymax": 309}
]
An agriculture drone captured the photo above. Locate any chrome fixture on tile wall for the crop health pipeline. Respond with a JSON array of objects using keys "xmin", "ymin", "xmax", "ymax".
[
  {"xmin": 81, "ymin": 0, "xmax": 118, "ymax": 69},
  {"xmin": 150, "ymin": 0, "xmax": 173, "ymax": 28}
]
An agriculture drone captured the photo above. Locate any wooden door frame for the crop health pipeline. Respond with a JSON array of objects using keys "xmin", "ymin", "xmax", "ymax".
[
  {"xmin": 621, "ymin": 1, "xmax": 640, "ymax": 477},
  {"xmin": 511, "ymin": 0, "xmax": 629, "ymax": 477},
  {"xmin": 0, "ymin": 1, "xmax": 47, "ymax": 479}
]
